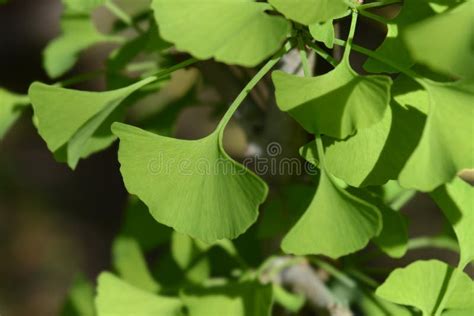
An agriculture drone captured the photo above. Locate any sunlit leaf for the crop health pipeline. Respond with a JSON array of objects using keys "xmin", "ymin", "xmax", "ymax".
[
  {"xmin": 309, "ymin": 20, "xmax": 335, "ymax": 48},
  {"xmin": 303, "ymin": 77, "xmax": 427, "ymax": 187},
  {"xmin": 364, "ymin": 0, "xmax": 454, "ymax": 73},
  {"xmin": 112, "ymin": 236, "xmax": 160, "ymax": 292},
  {"xmin": 432, "ymin": 177, "xmax": 474, "ymax": 266},
  {"xmin": 273, "ymin": 60, "xmax": 391, "ymax": 139},
  {"xmin": 404, "ymin": 1, "xmax": 474, "ymax": 79},
  {"xmin": 376, "ymin": 260, "xmax": 474, "ymax": 315},
  {"xmin": 399, "ymin": 80, "xmax": 474, "ymax": 191},
  {"xmin": 281, "ymin": 164, "xmax": 381, "ymax": 258},
  {"xmin": 95, "ymin": 273, "xmax": 183, "ymax": 316},
  {"xmin": 268, "ymin": 0, "xmax": 349, "ymax": 25},
  {"xmin": 181, "ymin": 281, "xmax": 273, "ymax": 316},
  {"xmin": 152, "ymin": 0, "xmax": 290, "ymax": 66},
  {"xmin": 29, "ymin": 77, "xmax": 154, "ymax": 168},
  {"xmin": 44, "ymin": 15, "xmax": 121, "ymax": 78},
  {"xmin": 0, "ymin": 88, "xmax": 29, "ymax": 140},
  {"xmin": 112, "ymin": 123, "xmax": 268, "ymax": 243}
]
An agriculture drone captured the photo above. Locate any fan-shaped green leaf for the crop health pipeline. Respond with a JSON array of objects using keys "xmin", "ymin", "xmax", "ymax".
[
  {"xmin": 44, "ymin": 16, "xmax": 121, "ymax": 78},
  {"xmin": 0, "ymin": 89, "xmax": 29, "ymax": 140},
  {"xmin": 404, "ymin": 1, "xmax": 474, "ymax": 79},
  {"xmin": 309, "ymin": 20, "xmax": 335, "ymax": 48},
  {"xmin": 273, "ymin": 60, "xmax": 391, "ymax": 139},
  {"xmin": 364, "ymin": 0, "xmax": 454, "ymax": 73},
  {"xmin": 309, "ymin": 95, "xmax": 426, "ymax": 188},
  {"xmin": 376, "ymin": 260, "xmax": 474, "ymax": 315},
  {"xmin": 111, "ymin": 123, "xmax": 268, "ymax": 243},
  {"xmin": 268, "ymin": 0, "xmax": 349, "ymax": 25},
  {"xmin": 29, "ymin": 77, "xmax": 154, "ymax": 168},
  {"xmin": 112, "ymin": 236, "xmax": 160, "ymax": 292},
  {"xmin": 281, "ymin": 164, "xmax": 381, "ymax": 258},
  {"xmin": 432, "ymin": 177, "xmax": 474, "ymax": 266},
  {"xmin": 399, "ymin": 80, "xmax": 474, "ymax": 191},
  {"xmin": 95, "ymin": 273, "xmax": 183, "ymax": 316},
  {"xmin": 181, "ymin": 281, "xmax": 273, "ymax": 316},
  {"xmin": 151, "ymin": 0, "xmax": 290, "ymax": 67}
]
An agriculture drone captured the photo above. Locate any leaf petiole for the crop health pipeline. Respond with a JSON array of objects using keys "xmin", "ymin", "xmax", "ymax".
[
  {"xmin": 104, "ymin": 0, "xmax": 144, "ymax": 34},
  {"xmin": 217, "ymin": 43, "xmax": 291, "ymax": 131},
  {"xmin": 342, "ymin": 10, "xmax": 358, "ymax": 63}
]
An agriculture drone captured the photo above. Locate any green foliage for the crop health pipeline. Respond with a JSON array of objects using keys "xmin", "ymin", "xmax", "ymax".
[
  {"xmin": 376, "ymin": 260, "xmax": 474, "ymax": 315},
  {"xmin": 273, "ymin": 56, "xmax": 392, "ymax": 139},
  {"xmin": 112, "ymin": 122, "xmax": 267, "ymax": 243},
  {"xmin": 282, "ymin": 150, "xmax": 382, "ymax": 257},
  {"xmin": 95, "ymin": 273, "xmax": 183, "ymax": 316},
  {"xmin": 399, "ymin": 81, "xmax": 474, "ymax": 191},
  {"xmin": 3, "ymin": 0, "xmax": 473, "ymax": 314},
  {"xmin": 29, "ymin": 78, "xmax": 154, "ymax": 168},
  {"xmin": 44, "ymin": 16, "xmax": 121, "ymax": 78},
  {"xmin": 152, "ymin": 0, "xmax": 290, "ymax": 66},
  {"xmin": 404, "ymin": 1, "xmax": 474, "ymax": 79}
]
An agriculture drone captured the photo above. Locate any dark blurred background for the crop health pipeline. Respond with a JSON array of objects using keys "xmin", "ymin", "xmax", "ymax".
[{"xmin": 0, "ymin": 1, "xmax": 470, "ymax": 316}]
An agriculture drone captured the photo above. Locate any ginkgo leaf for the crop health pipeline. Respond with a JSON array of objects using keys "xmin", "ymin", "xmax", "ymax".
[
  {"xmin": 399, "ymin": 80, "xmax": 474, "ymax": 191},
  {"xmin": 29, "ymin": 77, "xmax": 154, "ymax": 169},
  {"xmin": 151, "ymin": 0, "xmax": 290, "ymax": 67},
  {"xmin": 306, "ymin": 87, "xmax": 426, "ymax": 187},
  {"xmin": 43, "ymin": 16, "xmax": 122, "ymax": 78},
  {"xmin": 60, "ymin": 274, "xmax": 95, "ymax": 316},
  {"xmin": 432, "ymin": 177, "xmax": 474, "ymax": 266},
  {"xmin": 309, "ymin": 20, "xmax": 335, "ymax": 48},
  {"xmin": 112, "ymin": 123, "xmax": 268, "ymax": 243},
  {"xmin": 376, "ymin": 260, "xmax": 474, "ymax": 315},
  {"xmin": 273, "ymin": 60, "xmax": 392, "ymax": 139},
  {"xmin": 268, "ymin": 0, "xmax": 349, "ymax": 25},
  {"xmin": 404, "ymin": 1, "xmax": 474, "ymax": 79},
  {"xmin": 281, "ymin": 165, "xmax": 381, "ymax": 258},
  {"xmin": 181, "ymin": 281, "xmax": 273, "ymax": 316},
  {"xmin": 95, "ymin": 272, "xmax": 183, "ymax": 316},
  {"xmin": 0, "ymin": 88, "xmax": 29, "ymax": 140},
  {"xmin": 364, "ymin": 0, "xmax": 454, "ymax": 73},
  {"xmin": 112, "ymin": 236, "xmax": 160, "ymax": 292}
]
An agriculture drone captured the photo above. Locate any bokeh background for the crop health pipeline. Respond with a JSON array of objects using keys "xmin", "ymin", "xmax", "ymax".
[{"xmin": 0, "ymin": 1, "xmax": 471, "ymax": 315}]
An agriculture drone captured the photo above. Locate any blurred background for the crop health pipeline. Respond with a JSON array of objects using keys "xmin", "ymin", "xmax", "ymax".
[{"xmin": 0, "ymin": 1, "xmax": 471, "ymax": 316}]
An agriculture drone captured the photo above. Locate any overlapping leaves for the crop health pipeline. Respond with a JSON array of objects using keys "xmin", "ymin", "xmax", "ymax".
[
  {"xmin": 404, "ymin": 0, "xmax": 474, "ymax": 79},
  {"xmin": 29, "ymin": 77, "xmax": 155, "ymax": 168},
  {"xmin": 273, "ymin": 59, "xmax": 392, "ymax": 139},
  {"xmin": 282, "ymin": 144, "xmax": 382, "ymax": 258},
  {"xmin": 399, "ymin": 80, "xmax": 474, "ymax": 191}
]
